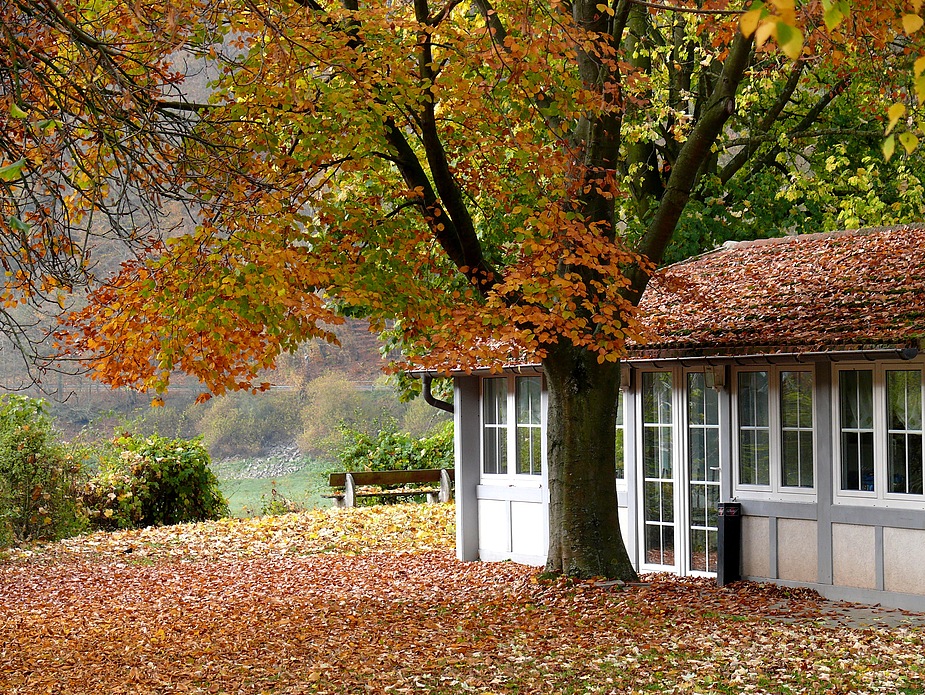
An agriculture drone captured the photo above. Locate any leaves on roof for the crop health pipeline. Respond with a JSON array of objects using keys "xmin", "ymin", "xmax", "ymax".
[{"xmin": 637, "ymin": 226, "xmax": 925, "ymax": 354}]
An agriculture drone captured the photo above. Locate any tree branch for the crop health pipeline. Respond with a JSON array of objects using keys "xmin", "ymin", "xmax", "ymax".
[
  {"xmin": 718, "ymin": 59, "xmax": 805, "ymax": 185},
  {"xmin": 628, "ymin": 0, "xmax": 741, "ymax": 15},
  {"xmin": 746, "ymin": 76, "xmax": 851, "ymax": 181},
  {"xmin": 412, "ymin": 0, "xmax": 497, "ymax": 295},
  {"xmin": 627, "ymin": 30, "xmax": 754, "ymax": 299}
]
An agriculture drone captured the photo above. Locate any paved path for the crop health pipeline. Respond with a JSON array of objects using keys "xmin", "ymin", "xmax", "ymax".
[{"xmin": 771, "ymin": 599, "xmax": 925, "ymax": 630}]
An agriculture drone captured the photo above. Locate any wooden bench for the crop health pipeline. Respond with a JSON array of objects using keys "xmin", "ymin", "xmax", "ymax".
[{"xmin": 323, "ymin": 468, "xmax": 455, "ymax": 508}]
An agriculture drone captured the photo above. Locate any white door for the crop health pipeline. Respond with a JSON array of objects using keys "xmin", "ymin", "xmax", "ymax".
[{"xmin": 638, "ymin": 370, "xmax": 720, "ymax": 575}]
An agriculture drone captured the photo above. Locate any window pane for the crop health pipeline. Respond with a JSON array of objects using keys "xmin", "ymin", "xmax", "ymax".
[
  {"xmin": 615, "ymin": 394, "xmax": 625, "ymax": 479},
  {"xmin": 688, "ymin": 373, "xmax": 706, "ymax": 426},
  {"xmin": 858, "ymin": 371, "xmax": 874, "ymax": 428},
  {"xmin": 889, "ymin": 433, "xmax": 908, "ymax": 493},
  {"xmin": 643, "ymin": 372, "xmax": 673, "ymax": 479},
  {"xmin": 706, "ymin": 429, "xmax": 720, "ymax": 482},
  {"xmin": 782, "ymin": 430, "xmax": 799, "ymax": 487},
  {"xmin": 738, "ymin": 372, "xmax": 769, "ymax": 427},
  {"xmin": 690, "ymin": 483, "xmax": 706, "ymax": 528},
  {"xmin": 738, "ymin": 372, "xmax": 769, "ymax": 486},
  {"xmin": 781, "ymin": 371, "xmax": 813, "ymax": 489},
  {"xmin": 689, "ymin": 429, "xmax": 706, "ymax": 482},
  {"xmin": 757, "ymin": 429, "xmax": 770, "ymax": 485},
  {"xmin": 781, "ymin": 371, "xmax": 812, "ymax": 428},
  {"xmin": 706, "ymin": 484, "xmax": 719, "ymax": 527},
  {"xmin": 643, "ymin": 428, "xmax": 660, "ymax": 479},
  {"xmin": 483, "ymin": 426, "xmax": 505, "ymax": 475},
  {"xmin": 662, "ymin": 481, "xmax": 674, "ymax": 523},
  {"xmin": 484, "ymin": 378, "xmax": 507, "ymax": 425},
  {"xmin": 888, "ymin": 371, "xmax": 922, "ymax": 428},
  {"xmin": 644, "ymin": 481, "xmax": 661, "ymax": 522},
  {"xmin": 516, "ymin": 427, "xmax": 542, "ymax": 475},
  {"xmin": 839, "ymin": 371, "xmax": 874, "ymax": 492},
  {"xmin": 644, "ymin": 372, "xmax": 672, "ymax": 424},
  {"xmin": 911, "ymin": 433, "xmax": 924, "ymax": 495},
  {"xmin": 482, "ymin": 378, "xmax": 508, "ymax": 475},
  {"xmin": 515, "ymin": 377, "xmax": 542, "ymax": 475},
  {"xmin": 739, "ymin": 431, "xmax": 754, "ymax": 486},
  {"xmin": 516, "ymin": 377, "xmax": 542, "ymax": 425},
  {"xmin": 799, "ymin": 431, "xmax": 815, "ymax": 488}
]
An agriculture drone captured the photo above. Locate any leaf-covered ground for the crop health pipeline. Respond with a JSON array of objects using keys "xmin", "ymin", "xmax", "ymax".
[{"xmin": 1, "ymin": 504, "xmax": 924, "ymax": 694}]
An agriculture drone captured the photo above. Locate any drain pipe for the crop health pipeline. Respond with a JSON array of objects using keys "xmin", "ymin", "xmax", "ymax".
[{"xmin": 422, "ymin": 374, "xmax": 454, "ymax": 414}]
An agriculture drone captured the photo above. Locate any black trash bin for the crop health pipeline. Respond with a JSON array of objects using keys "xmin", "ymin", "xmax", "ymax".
[{"xmin": 716, "ymin": 502, "xmax": 742, "ymax": 586}]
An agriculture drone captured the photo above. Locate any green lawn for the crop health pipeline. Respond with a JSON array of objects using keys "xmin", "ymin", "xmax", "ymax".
[{"xmin": 211, "ymin": 457, "xmax": 332, "ymax": 516}]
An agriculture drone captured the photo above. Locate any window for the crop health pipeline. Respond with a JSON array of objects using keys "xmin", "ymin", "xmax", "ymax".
[
  {"xmin": 839, "ymin": 370, "xmax": 874, "ymax": 492},
  {"xmin": 482, "ymin": 378, "xmax": 508, "ymax": 476},
  {"xmin": 516, "ymin": 377, "xmax": 542, "ymax": 475},
  {"xmin": 734, "ymin": 368, "xmax": 815, "ymax": 494},
  {"xmin": 615, "ymin": 392, "xmax": 625, "ymax": 480},
  {"xmin": 737, "ymin": 371, "xmax": 770, "ymax": 486},
  {"xmin": 642, "ymin": 372, "xmax": 674, "ymax": 566},
  {"xmin": 887, "ymin": 370, "xmax": 923, "ymax": 494},
  {"xmin": 836, "ymin": 365, "xmax": 925, "ymax": 501},
  {"xmin": 687, "ymin": 372, "xmax": 719, "ymax": 573},
  {"xmin": 781, "ymin": 371, "xmax": 814, "ymax": 488},
  {"xmin": 481, "ymin": 375, "xmax": 543, "ymax": 477}
]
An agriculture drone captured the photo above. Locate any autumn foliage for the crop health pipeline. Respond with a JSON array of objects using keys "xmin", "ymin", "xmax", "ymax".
[
  {"xmin": 2, "ymin": 504, "xmax": 924, "ymax": 694},
  {"xmin": 15, "ymin": 0, "xmax": 925, "ymax": 578}
]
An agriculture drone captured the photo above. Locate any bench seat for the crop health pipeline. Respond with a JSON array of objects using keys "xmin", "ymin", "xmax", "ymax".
[{"xmin": 323, "ymin": 469, "xmax": 454, "ymax": 508}]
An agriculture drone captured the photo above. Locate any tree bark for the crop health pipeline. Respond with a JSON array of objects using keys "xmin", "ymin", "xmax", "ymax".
[{"xmin": 543, "ymin": 342, "xmax": 637, "ymax": 580}]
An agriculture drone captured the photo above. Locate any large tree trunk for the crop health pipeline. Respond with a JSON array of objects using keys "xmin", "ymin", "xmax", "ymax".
[{"xmin": 543, "ymin": 342, "xmax": 637, "ymax": 580}]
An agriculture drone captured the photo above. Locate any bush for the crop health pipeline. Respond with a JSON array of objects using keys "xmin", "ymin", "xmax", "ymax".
[
  {"xmin": 84, "ymin": 434, "xmax": 228, "ymax": 530},
  {"xmin": 0, "ymin": 395, "xmax": 86, "ymax": 547},
  {"xmin": 336, "ymin": 421, "xmax": 453, "ymax": 473}
]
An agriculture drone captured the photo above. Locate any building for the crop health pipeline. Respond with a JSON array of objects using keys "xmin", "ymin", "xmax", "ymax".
[{"xmin": 445, "ymin": 225, "xmax": 925, "ymax": 610}]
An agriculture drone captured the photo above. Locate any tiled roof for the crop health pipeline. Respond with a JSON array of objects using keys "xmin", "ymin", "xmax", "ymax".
[{"xmin": 631, "ymin": 225, "xmax": 925, "ymax": 358}]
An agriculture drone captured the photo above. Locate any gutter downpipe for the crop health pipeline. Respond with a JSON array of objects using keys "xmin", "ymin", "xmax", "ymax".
[{"xmin": 422, "ymin": 374, "xmax": 454, "ymax": 414}]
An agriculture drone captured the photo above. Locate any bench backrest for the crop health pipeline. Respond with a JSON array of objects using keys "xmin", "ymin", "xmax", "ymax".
[{"xmin": 328, "ymin": 468, "xmax": 455, "ymax": 487}]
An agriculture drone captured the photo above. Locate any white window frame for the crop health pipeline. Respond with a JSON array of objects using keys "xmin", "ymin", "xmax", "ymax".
[
  {"xmin": 834, "ymin": 362, "xmax": 925, "ymax": 509},
  {"xmin": 616, "ymin": 390, "xmax": 628, "ymax": 491},
  {"xmin": 637, "ymin": 369, "xmax": 678, "ymax": 571},
  {"xmin": 732, "ymin": 366, "xmax": 817, "ymax": 500},
  {"xmin": 479, "ymin": 373, "xmax": 545, "ymax": 483}
]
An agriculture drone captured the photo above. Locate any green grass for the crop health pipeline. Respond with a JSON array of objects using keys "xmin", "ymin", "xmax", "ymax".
[{"xmin": 212, "ymin": 457, "xmax": 333, "ymax": 517}]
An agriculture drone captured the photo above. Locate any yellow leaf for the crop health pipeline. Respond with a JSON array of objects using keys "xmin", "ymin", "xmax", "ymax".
[
  {"xmin": 914, "ymin": 0, "xmax": 924, "ymax": 12},
  {"xmin": 916, "ymin": 56, "xmax": 925, "ymax": 77},
  {"xmin": 900, "ymin": 131, "xmax": 919, "ymax": 154},
  {"xmin": 740, "ymin": 7, "xmax": 763, "ymax": 37},
  {"xmin": 915, "ymin": 76, "xmax": 925, "ymax": 102},
  {"xmin": 886, "ymin": 102, "xmax": 906, "ymax": 135},
  {"xmin": 904, "ymin": 14, "xmax": 924, "ymax": 35},
  {"xmin": 883, "ymin": 134, "xmax": 896, "ymax": 161},
  {"xmin": 755, "ymin": 20, "xmax": 776, "ymax": 48}
]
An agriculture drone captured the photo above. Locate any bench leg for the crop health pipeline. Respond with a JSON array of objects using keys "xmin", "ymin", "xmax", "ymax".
[
  {"xmin": 345, "ymin": 473, "xmax": 356, "ymax": 508},
  {"xmin": 425, "ymin": 491, "xmax": 439, "ymax": 504},
  {"xmin": 439, "ymin": 468, "xmax": 454, "ymax": 503}
]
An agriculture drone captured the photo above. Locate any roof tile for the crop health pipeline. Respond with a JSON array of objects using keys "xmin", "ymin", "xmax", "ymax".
[{"xmin": 633, "ymin": 225, "xmax": 925, "ymax": 356}]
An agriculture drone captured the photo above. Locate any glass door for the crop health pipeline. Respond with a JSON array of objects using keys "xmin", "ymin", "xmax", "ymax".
[
  {"xmin": 686, "ymin": 372, "xmax": 720, "ymax": 574},
  {"xmin": 641, "ymin": 372, "xmax": 675, "ymax": 567}
]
